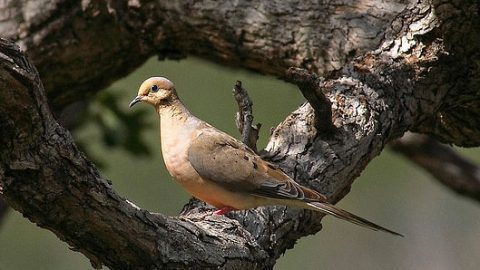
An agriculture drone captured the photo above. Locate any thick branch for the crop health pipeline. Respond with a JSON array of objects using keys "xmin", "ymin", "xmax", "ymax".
[
  {"xmin": 1, "ymin": 1, "xmax": 476, "ymax": 145},
  {"xmin": 265, "ymin": 1, "xmax": 480, "ymax": 200},
  {"xmin": 0, "ymin": 39, "xmax": 270, "ymax": 269},
  {"xmin": 391, "ymin": 133, "xmax": 480, "ymax": 202},
  {"xmin": 1, "ymin": 0, "xmax": 406, "ymax": 111}
]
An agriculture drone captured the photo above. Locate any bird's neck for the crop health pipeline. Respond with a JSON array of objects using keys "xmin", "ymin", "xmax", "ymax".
[
  {"xmin": 156, "ymin": 99, "xmax": 194, "ymax": 141},
  {"xmin": 155, "ymin": 98, "xmax": 201, "ymax": 173},
  {"xmin": 157, "ymin": 97, "xmax": 196, "ymax": 143},
  {"xmin": 156, "ymin": 98, "xmax": 191, "ymax": 122}
]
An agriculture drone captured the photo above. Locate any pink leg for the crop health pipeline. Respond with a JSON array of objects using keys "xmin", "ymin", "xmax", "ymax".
[{"xmin": 213, "ymin": 207, "xmax": 235, "ymax": 215}]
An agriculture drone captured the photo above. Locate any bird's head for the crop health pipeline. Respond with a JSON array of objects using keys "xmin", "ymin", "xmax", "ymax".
[{"xmin": 129, "ymin": 77, "xmax": 177, "ymax": 108}]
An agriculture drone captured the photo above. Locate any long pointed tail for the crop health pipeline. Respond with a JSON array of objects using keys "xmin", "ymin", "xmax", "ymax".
[{"xmin": 306, "ymin": 202, "xmax": 403, "ymax": 237}]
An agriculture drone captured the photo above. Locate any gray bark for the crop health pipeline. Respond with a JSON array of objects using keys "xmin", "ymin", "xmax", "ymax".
[
  {"xmin": 0, "ymin": 0, "xmax": 479, "ymax": 269},
  {"xmin": 0, "ymin": 0, "xmax": 406, "ymax": 111}
]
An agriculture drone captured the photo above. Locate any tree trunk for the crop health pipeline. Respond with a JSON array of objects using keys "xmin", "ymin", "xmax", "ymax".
[{"xmin": 0, "ymin": 0, "xmax": 479, "ymax": 269}]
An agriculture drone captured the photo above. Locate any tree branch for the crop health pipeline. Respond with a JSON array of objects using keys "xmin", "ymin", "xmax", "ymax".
[
  {"xmin": 0, "ymin": 39, "xmax": 271, "ymax": 269},
  {"xmin": 285, "ymin": 67, "xmax": 336, "ymax": 136},
  {"xmin": 264, "ymin": 1, "xmax": 480, "ymax": 201},
  {"xmin": 390, "ymin": 133, "xmax": 480, "ymax": 202},
  {"xmin": 1, "ymin": 0, "xmax": 480, "ymax": 269},
  {"xmin": 2, "ymin": 1, "xmax": 477, "ymax": 146},
  {"xmin": 232, "ymin": 80, "xmax": 261, "ymax": 152},
  {"xmin": 1, "ymin": 1, "xmax": 408, "ymax": 111}
]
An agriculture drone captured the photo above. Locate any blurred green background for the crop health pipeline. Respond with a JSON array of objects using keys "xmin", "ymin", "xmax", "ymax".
[{"xmin": 1, "ymin": 57, "xmax": 479, "ymax": 270}]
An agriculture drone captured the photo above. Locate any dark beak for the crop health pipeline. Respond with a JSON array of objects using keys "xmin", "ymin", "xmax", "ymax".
[{"xmin": 129, "ymin": 96, "xmax": 143, "ymax": 108}]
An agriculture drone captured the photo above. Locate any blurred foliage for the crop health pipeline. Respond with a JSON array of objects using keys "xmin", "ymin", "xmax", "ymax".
[{"xmin": 73, "ymin": 90, "xmax": 154, "ymax": 167}]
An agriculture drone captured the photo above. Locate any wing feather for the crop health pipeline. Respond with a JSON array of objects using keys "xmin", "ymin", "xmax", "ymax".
[{"xmin": 187, "ymin": 130, "xmax": 326, "ymax": 202}]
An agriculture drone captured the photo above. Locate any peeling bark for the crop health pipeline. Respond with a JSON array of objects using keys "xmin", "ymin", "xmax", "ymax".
[{"xmin": 0, "ymin": 0, "xmax": 479, "ymax": 269}]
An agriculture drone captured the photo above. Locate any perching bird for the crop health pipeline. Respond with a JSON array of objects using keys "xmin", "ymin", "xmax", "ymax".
[{"xmin": 129, "ymin": 77, "xmax": 402, "ymax": 236}]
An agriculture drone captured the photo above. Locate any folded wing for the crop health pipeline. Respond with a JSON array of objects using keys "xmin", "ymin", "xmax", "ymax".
[{"xmin": 187, "ymin": 130, "xmax": 326, "ymax": 203}]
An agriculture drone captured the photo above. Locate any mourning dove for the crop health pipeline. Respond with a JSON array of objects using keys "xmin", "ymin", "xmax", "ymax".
[{"xmin": 129, "ymin": 77, "xmax": 402, "ymax": 236}]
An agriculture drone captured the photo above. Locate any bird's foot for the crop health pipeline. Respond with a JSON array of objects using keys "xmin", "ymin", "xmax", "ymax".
[{"xmin": 213, "ymin": 207, "xmax": 235, "ymax": 215}]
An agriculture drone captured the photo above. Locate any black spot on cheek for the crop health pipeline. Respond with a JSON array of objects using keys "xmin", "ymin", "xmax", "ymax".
[
  {"xmin": 252, "ymin": 162, "xmax": 258, "ymax": 169},
  {"xmin": 243, "ymin": 156, "xmax": 249, "ymax": 161}
]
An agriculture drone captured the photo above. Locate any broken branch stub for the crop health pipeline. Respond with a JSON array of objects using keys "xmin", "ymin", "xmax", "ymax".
[
  {"xmin": 286, "ymin": 67, "xmax": 336, "ymax": 136},
  {"xmin": 232, "ymin": 80, "xmax": 261, "ymax": 152}
]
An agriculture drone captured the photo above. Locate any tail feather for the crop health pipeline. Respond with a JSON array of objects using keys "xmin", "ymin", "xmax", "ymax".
[{"xmin": 307, "ymin": 202, "xmax": 403, "ymax": 237}]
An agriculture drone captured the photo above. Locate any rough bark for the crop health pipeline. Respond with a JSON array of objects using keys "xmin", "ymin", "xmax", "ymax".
[
  {"xmin": 0, "ymin": 39, "xmax": 268, "ymax": 269},
  {"xmin": 0, "ymin": 0, "xmax": 479, "ymax": 269},
  {"xmin": 0, "ymin": 0, "xmax": 406, "ymax": 111},
  {"xmin": 285, "ymin": 68, "xmax": 336, "ymax": 136}
]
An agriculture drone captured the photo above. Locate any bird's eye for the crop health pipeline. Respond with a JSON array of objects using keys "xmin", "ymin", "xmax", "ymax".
[{"xmin": 151, "ymin": 85, "xmax": 159, "ymax": 92}]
